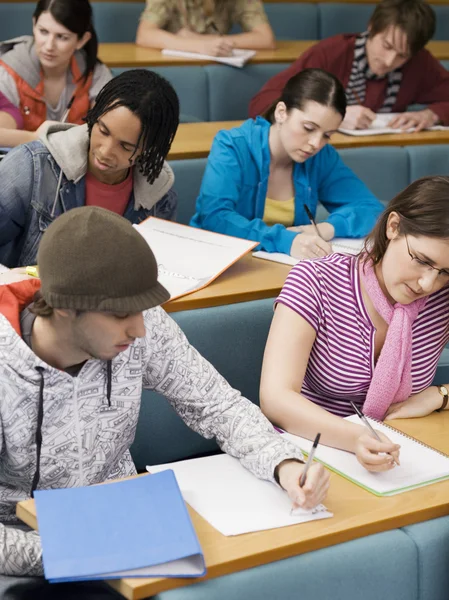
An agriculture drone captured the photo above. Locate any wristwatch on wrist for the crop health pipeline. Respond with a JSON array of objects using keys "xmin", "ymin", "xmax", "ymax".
[{"xmin": 436, "ymin": 385, "xmax": 449, "ymax": 412}]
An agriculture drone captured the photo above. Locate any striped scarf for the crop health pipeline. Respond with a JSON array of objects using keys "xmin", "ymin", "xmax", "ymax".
[{"xmin": 345, "ymin": 31, "xmax": 402, "ymax": 113}]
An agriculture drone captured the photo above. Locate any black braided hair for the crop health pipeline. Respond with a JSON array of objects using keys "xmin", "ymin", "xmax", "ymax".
[{"xmin": 86, "ymin": 69, "xmax": 180, "ymax": 185}]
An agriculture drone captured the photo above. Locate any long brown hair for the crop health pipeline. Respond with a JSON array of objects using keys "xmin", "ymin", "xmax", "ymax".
[{"xmin": 363, "ymin": 175, "xmax": 449, "ymax": 266}]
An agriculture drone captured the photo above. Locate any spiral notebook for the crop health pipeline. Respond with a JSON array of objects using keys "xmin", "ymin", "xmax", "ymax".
[
  {"xmin": 253, "ymin": 238, "xmax": 365, "ymax": 266},
  {"xmin": 283, "ymin": 415, "xmax": 449, "ymax": 496}
]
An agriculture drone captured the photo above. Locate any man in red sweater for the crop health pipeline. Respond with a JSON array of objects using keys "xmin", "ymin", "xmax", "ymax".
[{"xmin": 249, "ymin": 0, "xmax": 449, "ymax": 132}]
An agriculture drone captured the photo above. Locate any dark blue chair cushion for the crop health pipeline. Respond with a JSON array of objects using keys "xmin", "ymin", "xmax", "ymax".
[
  {"xmin": 92, "ymin": 2, "xmax": 143, "ymax": 43},
  {"xmin": 170, "ymin": 158, "xmax": 207, "ymax": 225},
  {"xmin": 207, "ymin": 62, "xmax": 290, "ymax": 121},
  {"xmin": 111, "ymin": 66, "xmax": 209, "ymax": 122}
]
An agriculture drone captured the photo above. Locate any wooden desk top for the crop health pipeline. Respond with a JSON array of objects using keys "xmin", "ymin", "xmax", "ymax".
[
  {"xmin": 169, "ymin": 121, "xmax": 449, "ymax": 161},
  {"xmin": 164, "ymin": 254, "xmax": 290, "ymax": 313},
  {"xmin": 98, "ymin": 40, "xmax": 315, "ymax": 67},
  {"xmin": 17, "ymin": 412, "xmax": 449, "ymax": 600},
  {"xmin": 98, "ymin": 40, "xmax": 449, "ymax": 67}
]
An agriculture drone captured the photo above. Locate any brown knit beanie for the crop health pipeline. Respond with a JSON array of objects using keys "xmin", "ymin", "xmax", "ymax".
[{"xmin": 37, "ymin": 206, "xmax": 170, "ymax": 312}]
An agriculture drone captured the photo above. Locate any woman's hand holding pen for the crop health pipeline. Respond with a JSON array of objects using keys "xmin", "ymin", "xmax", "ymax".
[
  {"xmin": 289, "ymin": 223, "xmax": 335, "ymax": 240},
  {"xmin": 355, "ymin": 430, "xmax": 401, "ymax": 472},
  {"xmin": 289, "ymin": 232, "xmax": 332, "ymax": 260},
  {"xmin": 277, "ymin": 459, "xmax": 330, "ymax": 510}
]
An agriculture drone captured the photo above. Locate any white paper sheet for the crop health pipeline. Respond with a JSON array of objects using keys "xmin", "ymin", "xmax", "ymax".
[
  {"xmin": 134, "ymin": 218, "xmax": 256, "ymax": 300},
  {"xmin": 253, "ymin": 238, "xmax": 365, "ymax": 266},
  {"xmin": 148, "ymin": 454, "xmax": 332, "ymax": 536},
  {"xmin": 283, "ymin": 416, "xmax": 449, "ymax": 496},
  {"xmin": 339, "ymin": 113, "xmax": 449, "ymax": 136},
  {"xmin": 161, "ymin": 48, "xmax": 256, "ymax": 68}
]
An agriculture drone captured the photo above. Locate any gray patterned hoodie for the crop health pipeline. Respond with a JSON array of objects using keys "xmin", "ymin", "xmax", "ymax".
[{"xmin": 0, "ymin": 281, "xmax": 304, "ymax": 576}]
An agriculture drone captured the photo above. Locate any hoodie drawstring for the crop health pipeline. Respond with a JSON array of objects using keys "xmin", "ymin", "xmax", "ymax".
[
  {"xmin": 106, "ymin": 360, "xmax": 112, "ymax": 407},
  {"xmin": 30, "ymin": 367, "xmax": 45, "ymax": 498}
]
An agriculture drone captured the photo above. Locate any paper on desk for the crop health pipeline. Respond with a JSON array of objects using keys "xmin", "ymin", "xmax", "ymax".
[
  {"xmin": 253, "ymin": 238, "xmax": 365, "ymax": 266},
  {"xmin": 283, "ymin": 415, "xmax": 449, "ymax": 496},
  {"xmin": 148, "ymin": 454, "xmax": 332, "ymax": 536},
  {"xmin": 161, "ymin": 48, "xmax": 256, "ymax": 68},
  {"xmin": 339, "ymin": 112, "xmax": 449, "ymax": 136},
  {"xmin": 134, "ymin": 218, "xmax": 257, "ymax": 301}
]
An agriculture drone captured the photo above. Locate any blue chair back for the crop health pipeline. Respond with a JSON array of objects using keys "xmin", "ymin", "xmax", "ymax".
[
  {"xmin": 92, "ymin": 2, "xmax": 142, "ymax": 43},
  {"xmin": 170, "ymin": 158, "xmax": 207, "ymax": 225}
]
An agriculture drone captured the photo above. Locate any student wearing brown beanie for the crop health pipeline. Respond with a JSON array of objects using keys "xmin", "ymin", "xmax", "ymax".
[{"xmin": 0, "ymin": 206, "xmax": 329, "ymax": 594}]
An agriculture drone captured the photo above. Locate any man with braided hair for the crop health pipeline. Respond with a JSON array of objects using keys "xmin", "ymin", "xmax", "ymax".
[{"xmin": 0, "ymin": 68, "xmax": 180, "ymax": 268}]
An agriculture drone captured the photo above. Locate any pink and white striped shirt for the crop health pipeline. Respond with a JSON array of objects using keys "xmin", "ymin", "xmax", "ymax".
[{"xmin": 276, "ymin": 253, "xmax": 449, "ymax": 417}]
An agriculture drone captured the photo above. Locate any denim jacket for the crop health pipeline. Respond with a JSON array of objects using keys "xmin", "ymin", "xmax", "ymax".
[{"xmin": 0, "ymin": 123, "xmax": 177, "ymax": 267}]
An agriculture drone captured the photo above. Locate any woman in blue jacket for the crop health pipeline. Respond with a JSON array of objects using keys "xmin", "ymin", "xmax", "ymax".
[{"xmin": 190, "ymin": 68, "xmax": 383, "ymax": 259}]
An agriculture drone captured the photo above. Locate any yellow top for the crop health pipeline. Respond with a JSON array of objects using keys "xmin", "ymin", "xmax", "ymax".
[{"xmin": 263, "ymin": 197, "xmax": 295, "ymax": 227}]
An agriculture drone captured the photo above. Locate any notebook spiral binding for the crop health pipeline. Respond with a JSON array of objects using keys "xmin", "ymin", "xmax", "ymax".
[{"xmin": 372, "ymin": 417, "xmax": 449, "ymax": 460}]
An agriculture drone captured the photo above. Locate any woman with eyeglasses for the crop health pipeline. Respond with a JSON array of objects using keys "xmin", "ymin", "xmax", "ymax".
[
  {"xmin": 260, "ymin": 175, "xmax": 449, "ymax": 473},
  {"xmin": 136, "ymin": 0, "xmax": 275, "ymax": 56}
]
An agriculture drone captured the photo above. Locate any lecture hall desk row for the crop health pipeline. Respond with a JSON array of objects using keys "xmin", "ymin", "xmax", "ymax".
[
  {"xmin": 169, "ymin": 122, "xmax": 449, "ymax": 161},
  {"xmin": 17, "ymin": 411, "xmax": 449, "ymax": 600},
  {"xmin": 98, "ymin": 40, "xmax": 449, "ymax": 67}
]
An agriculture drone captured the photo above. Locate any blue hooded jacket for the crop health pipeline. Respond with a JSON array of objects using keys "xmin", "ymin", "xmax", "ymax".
[{"xmin": 190, "ymin": 117, "xmax": 383, "ymax": 254}]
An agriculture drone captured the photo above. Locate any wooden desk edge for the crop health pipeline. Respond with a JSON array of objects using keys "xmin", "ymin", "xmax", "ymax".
[{"xmin": 16, "ymin": 494, "xmax": 449, "ymax": 600}]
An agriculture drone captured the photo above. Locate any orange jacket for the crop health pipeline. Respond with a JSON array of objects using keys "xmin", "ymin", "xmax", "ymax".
[{"xmin": 0, "ymin": 56, "xmax": 92, "ymax": 131}]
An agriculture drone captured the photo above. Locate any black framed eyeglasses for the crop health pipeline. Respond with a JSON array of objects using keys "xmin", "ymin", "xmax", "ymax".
[{"xmin": 404, "ymin": 234, "xmax": 449, "ymax": 279}]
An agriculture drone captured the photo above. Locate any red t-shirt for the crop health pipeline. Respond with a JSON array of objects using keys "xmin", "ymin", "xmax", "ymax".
[{"xmin": 85, "ymin": 168, "xmax": 134, "ymax": 216}]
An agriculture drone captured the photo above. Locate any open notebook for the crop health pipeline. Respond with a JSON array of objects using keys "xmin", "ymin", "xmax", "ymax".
[
  {"xmin": 148, "ymin": 454, "xmax": 332, "ymax": 536},
  {"xmin": 283, "ymin": 415, "xmax": 449, "ymax": 496},
  {"xmin": 134, "ymin": 218, "xmax": 256, "ymax": 300},
  {"xmin": 339, "ymin": 113, "xmax": 449, "ymax": 136},
  {"xmin": 161, "ymin": 48, "xmax": 256, "ymax": 67},
  {"xmin": 253, "ymin": 237, "xmax": 365, "ymax": 267}
]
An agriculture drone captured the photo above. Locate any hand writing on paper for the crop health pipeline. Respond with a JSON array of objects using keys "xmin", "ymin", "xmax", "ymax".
[
  {"xmin": 277, "ymin": 459, "xmax": 330, "ymax": 510},
  {"xmin": 388, "ymin": 109, "xmax": 439, "ymax": 132},
  {"xmin": 341, "ymin": 105, "xmax": 376, "ymax": 130},
  {"xmin": 355, "ymin": 431, "xmax": 401, "ymax": 472},
  {"xmin": 385, "ymin": 387, "xmax": 443, "ymax": 419},
  {"xmin": 289, "ymin": 233, "xmax": 332, "ymax": 260},
  {"xmin": 288, "ymin": 223, "xmax": 335, "ymax": 241}
]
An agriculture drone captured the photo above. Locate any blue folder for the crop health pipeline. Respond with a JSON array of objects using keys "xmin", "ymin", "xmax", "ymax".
[{"xmin": 34, "ymin": 470, "xmax": 206, "ymax": 582}]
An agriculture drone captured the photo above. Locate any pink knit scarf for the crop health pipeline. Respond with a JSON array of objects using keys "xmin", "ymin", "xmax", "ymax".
[{"xmin": 360, "ymin": 259, "xmax": 428, "ymax": 420}]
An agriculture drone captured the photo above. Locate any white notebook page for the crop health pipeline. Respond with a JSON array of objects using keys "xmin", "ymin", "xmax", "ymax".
[
  {"xmin": 148, "ymin": 454, "xmax": 332, "ymax": 535},
  {"xmin": 253, "ymin": 238, "xmax": 365, "ymax": 266},
  {"xmin": 283, "ymin": 415, "xmax": 449, "ymax": 496},
  {"xmin": 339, "ymin": 113, "xmax": 449, "ymax": 136}
]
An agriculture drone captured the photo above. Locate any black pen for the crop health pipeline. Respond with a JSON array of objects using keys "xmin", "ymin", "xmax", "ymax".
[
  {"xmin": 290, "ymin": 432, "xmax": 321, "ymax": 515},
  {"xmin": 303, "ymin": 203, "xmax": 323, "ymax": 240},
  {"xmin": 300, "ymin": 432, "xmax": 321, "ymax": 487},
  {"xmin": 350, "ymin": 401, "xmax": 400, "ymax": 466}
]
